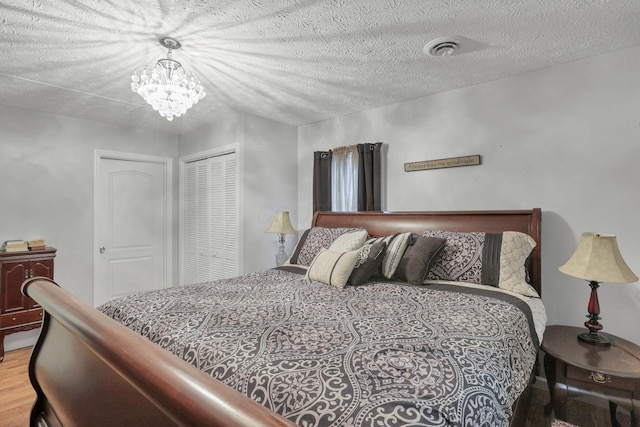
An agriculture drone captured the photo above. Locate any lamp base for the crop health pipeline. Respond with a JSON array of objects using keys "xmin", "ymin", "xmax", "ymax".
[
  {"xmin": 577, "ymin": 280, "xmax": 612, "ymax": 346},
  {"xmin": 578, "ymin": 331, "xmax": 613, "ymax": 346},
  {"xmin": 275, "ymin": 250, "xmax": 288, "ymax": 267},
  {"xmin": 275, "ymin": 239, "xmax": 288, "ymax": 267}
]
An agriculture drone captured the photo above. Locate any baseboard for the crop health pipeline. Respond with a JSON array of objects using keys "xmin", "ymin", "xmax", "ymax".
[{"xmin": 4, "ymin": 330, "xmax": 39, "ymax": 352}]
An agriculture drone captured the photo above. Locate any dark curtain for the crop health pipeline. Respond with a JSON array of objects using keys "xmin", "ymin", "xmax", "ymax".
[
  {"xmin": 357, "ymin": 142, "xmax": 383, "ymax": 211},
  {"xmin": 312, "ymin": 151, "xmax": 332, "ymax": 212}
]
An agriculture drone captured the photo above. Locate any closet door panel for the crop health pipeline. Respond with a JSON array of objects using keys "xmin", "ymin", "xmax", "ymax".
[
  {"xmin": 208, "ymin": 157, "xmax": 225, "ymax": 280},
  {"xmin": 222, "ymin": 154, "xmax": 239, "ymax": 278},
  {"xmin": 184, "ymin": 163, "xmax": 198, "ymax": 285}
]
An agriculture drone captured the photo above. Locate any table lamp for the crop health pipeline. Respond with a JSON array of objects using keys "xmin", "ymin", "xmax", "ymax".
[
  {"xmin": 265, "ymin": 211, "xmax": 296, "ymax": 266},
  {"xmin": 559, "ymin": 232, "xmax": 638, "ymax": 346}
]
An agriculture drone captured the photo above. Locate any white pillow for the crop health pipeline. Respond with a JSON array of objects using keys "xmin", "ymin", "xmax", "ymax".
[
  {"xmin": 307, "ymin": 248, "xmax": 359, "ymax": 288},
  {"xmin": 329, "ymin": 229, "xmax": 368, "ymax": 252},
  {"xmin": 366, "ymin": 232, "xmax": 413, "ymax": 279}
]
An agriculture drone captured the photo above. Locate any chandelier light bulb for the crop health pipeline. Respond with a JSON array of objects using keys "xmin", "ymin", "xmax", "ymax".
[{"xmin": 131, "ymin": 37, "xmax": 206, "ymax": 121}]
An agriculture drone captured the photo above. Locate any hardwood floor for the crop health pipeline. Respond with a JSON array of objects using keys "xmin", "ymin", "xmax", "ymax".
[
  {"xmin": 0, "ymin": 346, "xmax": 632, "ymax": 427},
  {"xmin": 0, "ymin": 347, "xmax": 35, "ymax": 427}
]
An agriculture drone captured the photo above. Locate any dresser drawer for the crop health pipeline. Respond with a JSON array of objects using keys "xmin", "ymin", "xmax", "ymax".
[
  {"xmin": 0, "ymin": 310, "xmax": 31, "ymax": 328},
  {"xmin": 567, "ymin": 364, "xmax": 636, "ymax": 392}
]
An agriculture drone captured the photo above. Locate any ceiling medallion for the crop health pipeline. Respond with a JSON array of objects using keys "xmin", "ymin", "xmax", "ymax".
[{"xmin": 131, "ymin": 37, "xmax": 206, "ymax": 121}]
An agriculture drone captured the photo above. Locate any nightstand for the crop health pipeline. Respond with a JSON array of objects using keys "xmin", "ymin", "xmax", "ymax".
[{"xmin": 542, "ymin": 325, "xmax": 640, "ymax": 427}]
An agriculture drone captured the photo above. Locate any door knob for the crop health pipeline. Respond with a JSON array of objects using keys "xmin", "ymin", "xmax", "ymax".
[{"xmin": 99, "ymin": 246, "xmax": 106, "ymax": 254}]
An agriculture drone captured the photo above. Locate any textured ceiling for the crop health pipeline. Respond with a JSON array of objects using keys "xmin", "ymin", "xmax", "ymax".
[{"xmin": 2, "ymin": 0, "xmax": 640, "ymax": 135}]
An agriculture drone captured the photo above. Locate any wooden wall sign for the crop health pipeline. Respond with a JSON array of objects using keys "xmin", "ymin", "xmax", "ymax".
[{"xmin": 404, "ymin": 155, "xmax": 481, "ymax": 172}]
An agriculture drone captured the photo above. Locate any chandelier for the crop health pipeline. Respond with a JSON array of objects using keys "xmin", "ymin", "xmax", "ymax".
[{"xmin": 131, "ymin": 37, "xmax": 206, "ymax": 121}]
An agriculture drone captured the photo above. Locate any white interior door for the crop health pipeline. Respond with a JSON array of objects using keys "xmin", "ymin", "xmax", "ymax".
[{"xmin": 94, "ymin": 154, "xmax": 171, "ymax": 306}]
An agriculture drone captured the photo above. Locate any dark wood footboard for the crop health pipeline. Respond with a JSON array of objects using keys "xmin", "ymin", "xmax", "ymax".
[{"xmin": 22, "ymin": 277, "xmax": 297, "ymax": 427}]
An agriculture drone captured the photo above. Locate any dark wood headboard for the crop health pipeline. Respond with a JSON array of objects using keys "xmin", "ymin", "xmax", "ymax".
[{"xmin": 312, "ymin": 209, "xmax": 542, "ymax": 296}]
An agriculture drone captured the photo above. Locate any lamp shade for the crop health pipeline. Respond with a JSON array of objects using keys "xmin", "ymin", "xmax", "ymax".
[
  {"xmin": 265, "ymin": 211, "xmax": 296, "ymax": 234},
  {"xmin": 559, "ymin": 232, "xmax": 638, "ymax": 283}
]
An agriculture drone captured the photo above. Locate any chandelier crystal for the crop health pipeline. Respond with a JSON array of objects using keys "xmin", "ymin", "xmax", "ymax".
[{"xmin": 131, "ymin": 37, "xmax": 206, "ymax": 121}]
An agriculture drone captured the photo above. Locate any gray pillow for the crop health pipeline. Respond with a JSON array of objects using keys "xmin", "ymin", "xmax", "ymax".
[
  {"xmin": 347, "ymin": 241, "xmax": 387, "ymax": 286},
  {"xmin": 394, "ymin": 236, "xmax": 446, "ymax": 285}
]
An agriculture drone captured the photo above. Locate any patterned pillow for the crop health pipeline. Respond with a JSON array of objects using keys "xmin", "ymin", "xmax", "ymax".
[
  {"xmin": 290, "ymin": 227, "xmax": 365, "ymax": 266},
  {"xmin": 329, "ymin": 229, "xmax": 368, "ymax": 252},
  {"xmin": 348, "ymin": 241, "xmax": 387, "ymax": 286},
  {"xmin": 423, "ymin": 230, "xmax": 538, "ymax": 296},
  {"xmin": 423, "ymin": 230, "xmax": 485, "ymax": 283},
  {"xmin": 394, "ymin": 236, "xmax": 446, "ymax": 285},
  {"xmin": 307, "ymin": 248, "xmax": 360, "ymax": 288},
  {"xmin": 365, "ymin": 232, "xmax": 413, "ymax": 279}
]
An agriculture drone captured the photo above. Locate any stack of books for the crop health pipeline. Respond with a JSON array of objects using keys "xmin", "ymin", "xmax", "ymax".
[
  {"xmin": 28, "ymin": 239, "xmax": 46, "ymax": 251},
  {"xmin": 3, "ymin": 240, "xmax": 29, "ymax": 252}
]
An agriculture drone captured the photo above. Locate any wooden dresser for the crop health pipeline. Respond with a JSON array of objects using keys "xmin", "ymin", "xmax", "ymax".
[{"xmin": 0, "ymin": 247, "xmax": 56, "ymax": 361}]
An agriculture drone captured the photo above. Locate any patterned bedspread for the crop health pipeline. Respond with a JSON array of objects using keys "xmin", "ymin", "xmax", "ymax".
[{"xmin": 98, "ymin": 268, "xmax": 539, "ymax": 427}]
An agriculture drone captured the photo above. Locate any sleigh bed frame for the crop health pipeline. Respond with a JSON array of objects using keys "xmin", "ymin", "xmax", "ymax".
[{"xmin": 23, "ymin": 209, "xmax": 541, "ymax": 427}]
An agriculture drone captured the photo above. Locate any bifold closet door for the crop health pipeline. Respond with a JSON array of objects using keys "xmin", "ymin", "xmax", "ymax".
[{"xmin": 184, "ymin": 152, "xmax": 238, "ymax": 285}]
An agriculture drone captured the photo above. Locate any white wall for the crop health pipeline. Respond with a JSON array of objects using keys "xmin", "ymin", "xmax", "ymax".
[
  {"xmin": 179, "ymin": 112, "xmax": 298, "ymax": 274},
  {"xmin": 3, "ymin": 45, "xmax": 639, "ymax": 350},
  {"xmin": 298, "ymin": 46, "xmax": 640, "ymax": 344},
  {"xmin": 0, "ymin": 105, "xmax": 179, "ymax": 351},
  {"xmin": 243, "ymin": 114, "xmax": 298, "ymax": 271},
  {"xmin": 1, "ymin": 106, "xmax": 296, "ymax": 352}
]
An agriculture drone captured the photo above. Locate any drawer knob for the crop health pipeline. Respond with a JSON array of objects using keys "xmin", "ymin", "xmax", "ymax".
[
  {"xmin": 12, "ymin": 317, "xmax": 16, "ymax": 321},
  {"xmin": 589, "ymin": 371, "xmax": 610, "ymax": 384}
]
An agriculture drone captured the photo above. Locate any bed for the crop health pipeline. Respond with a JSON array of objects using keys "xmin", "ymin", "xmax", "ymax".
[{"xmin": 23, "ymin": 209, "xmax": 543, "ymax": 427}]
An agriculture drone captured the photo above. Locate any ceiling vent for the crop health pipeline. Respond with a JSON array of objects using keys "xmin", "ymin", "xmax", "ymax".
[
  {"xmin": 424, "ymin": 36, "xmax": 465, "ymax": 57},
  {"xmin": 427, "ymin": 41, "xmax": 458, "ymax": 57}
]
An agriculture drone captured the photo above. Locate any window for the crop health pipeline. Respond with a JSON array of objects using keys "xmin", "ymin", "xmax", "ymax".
[
  {"xmin": 313, "ymin": 142, "xmax": 383, "ymax": 212},
  {"xmin": 331, "ymin": 145, "xmax": 359, "ymax": 212}
]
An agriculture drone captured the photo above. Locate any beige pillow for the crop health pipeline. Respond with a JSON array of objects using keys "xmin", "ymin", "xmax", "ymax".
[
  {"xmin": 307, "ymin": 248, "xmax": 360, "ymax": 288},
  {"xmin": 329, "ymin": 230, "xmax": 368, "ymax": 252},
  {"xmin": 289, "ymin": 227, "xmax": 365, "ymax": 266},
  {"xmin": 498, "ymin": 231, "xmax": 538, "ymax": 296}
]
